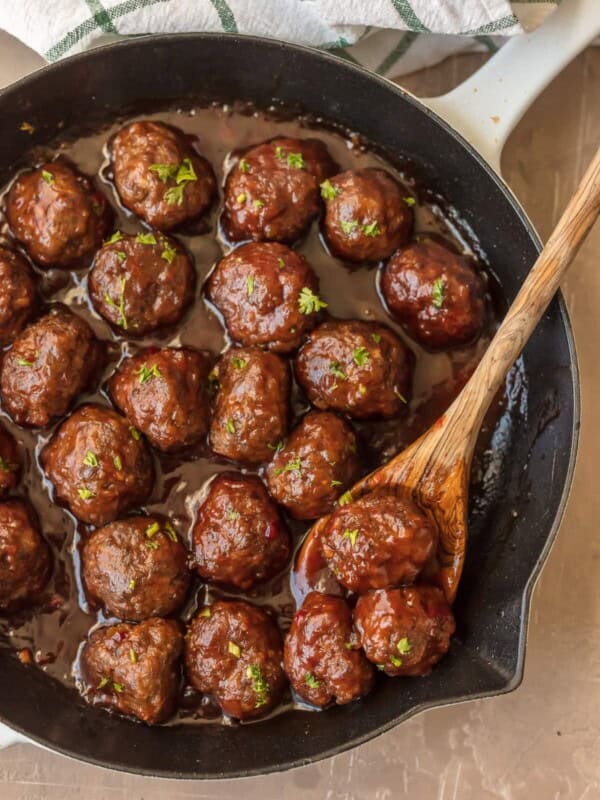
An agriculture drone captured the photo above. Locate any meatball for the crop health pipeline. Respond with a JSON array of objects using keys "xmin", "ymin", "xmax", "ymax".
[
  {"xmin": 265, "ymin": 411, "xmax": 361, "ymax": 520},
  {"xmin": 382, "ymin": 237, "xmax": 486, "ymax": 350},
  {"xmin": 209, "ymin": 347, "xmax": 290, "ymax": 464},
  {"xmin": 284, "ymin": 592, "xmax": 373, "ymax": 707},
  {"xmin": 110, "ymin": 120, "xmax": 216, "ymax": 230},
  {"xmin": 0, "ymin": 500, "xmax": 51, "ymax": 610},
  {"xmin": 0, "ymin": 247, "xmax": 37, "ymax": 346},
  {"xmin": 0, "ymin": 423, "xmax": 20, "ymax": 498},
  {"xmin": 320, "ymin": 491, "xmax": 437, "ymax": 594},
  {"xmin": 82, "ymin": 515, "xmax": 190, "ymax": 621},
  {"xmin": 192, "ymin": 473, "xmax": 290, "ymax": 590},
  {"xmin": 295, "ymin": 319, "xmax": 413, "ymax": 419},
  {"xmin": 185, "ymin": 599, "xmax": 286, "ymax": 719},
  {"xmin": 89, "ymin": 231, "xmax": 195, "ymax": 337},
  {"xmin": 109, "ymin": 346, "xmax": 212, "ymax": 452},
  {"xmin": 321, "ymin": 168, "xmax": 412, "ymax": 263},
  {"xmin": 0, "ymin": 306, "xmax": 104, "ymax": 428},
  {"xmin": 354, "ymin": 585, "xmax": 455, "ymax": 676},
  {"xmin": 222, "ymin": 137, "xmax": 337, "ymax": 243},
  {"xmin": 40, "ymin": 404, "xmax": 154, "ymax": 526},
  {"xmin": 80, "ymin": 617, "xmax": 183, "ymax": 724},
  {"xmin": 206, "ymin": 242, "xmax": 324, "ymax": 353},
  {"xmin": 6, "ymin": 160, "xmax": 112, "ymax": 268}
]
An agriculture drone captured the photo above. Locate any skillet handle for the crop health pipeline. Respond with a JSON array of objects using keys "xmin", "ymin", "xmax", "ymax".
[
  {"xmin": 423, "ymin": 0, "xmax": 600, "ymax": 173},
  {"xmin": 0, "ymin": 721, "xmax": 28, "ymax": 749}
]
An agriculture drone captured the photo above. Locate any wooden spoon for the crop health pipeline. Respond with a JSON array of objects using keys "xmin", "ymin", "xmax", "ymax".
[{"xmin": 294, "ymin": 147, "xmax": 600, "ymax": 604}]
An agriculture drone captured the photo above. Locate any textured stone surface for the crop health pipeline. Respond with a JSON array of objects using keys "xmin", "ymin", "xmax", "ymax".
[{"xmin": 0, "ymin": 32, "xmax": 598, "ymax": 800}]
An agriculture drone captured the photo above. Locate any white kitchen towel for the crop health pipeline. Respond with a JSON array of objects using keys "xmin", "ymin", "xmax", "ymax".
[{"xmin": 0, "ymin": 0, "xmax": 561, "ymax": 76}]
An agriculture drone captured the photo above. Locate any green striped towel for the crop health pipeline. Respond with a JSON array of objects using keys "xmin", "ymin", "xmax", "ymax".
[{"xmin": 1, "ymin": 1, "xmax": 561, "ymax": 76}]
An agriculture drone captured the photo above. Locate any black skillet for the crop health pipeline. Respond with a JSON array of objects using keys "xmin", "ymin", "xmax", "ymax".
[{"xmin": 0, "ymin": 34, "xmax": 579, "ymax": 779}]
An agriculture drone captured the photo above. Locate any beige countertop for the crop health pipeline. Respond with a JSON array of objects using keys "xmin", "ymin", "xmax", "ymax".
[{"xmin": 0, "ymin": 33, "xmax": 598, "ymax": 800}]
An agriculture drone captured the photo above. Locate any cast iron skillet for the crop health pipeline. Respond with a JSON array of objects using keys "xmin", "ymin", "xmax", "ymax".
[{"xmin": 0, "ymin": 34, "xmax": 579, "ymax": 779}]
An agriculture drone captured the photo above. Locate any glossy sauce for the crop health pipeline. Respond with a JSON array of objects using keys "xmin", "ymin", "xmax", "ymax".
[{"xmin": 0, "ymin": 104, "xmax": 523, "ymax": 725}]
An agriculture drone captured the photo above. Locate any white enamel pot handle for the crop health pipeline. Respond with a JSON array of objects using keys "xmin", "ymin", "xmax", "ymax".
[
  {"xmin": 0, "ymin": 0, "xmax": 598, "ymax": 755},
  {"xmin": 425, "ymin": 0, "xmax": 600, "ymax": 174}
]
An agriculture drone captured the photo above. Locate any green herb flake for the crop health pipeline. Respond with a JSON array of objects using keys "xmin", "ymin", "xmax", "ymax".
[
  {"xmin": 164, "ymin": 158, "xmax": 198, "ymax": 206},
  {"xmin": 361, "ymin": 221, "xmax": 381, "ymax": 238},
  {"xmin": 199, "ymin": 607, "xmax": 211, "ymax": 618},
  {"xmin": 104, "ymin": 276, "xmax": 128, "ymax": 330},
  {"xmin": 274, "ymin": 146, "xmax": 284, "ymax": 160},
  {"xmin": 247, "ymin": 274, "xmax": 255, "ymax": 298},
  {"xmin": 329, "ymin": 361, "xmax": 347, "ymax": 381},
  {"xmin": 320, "ymin": 179, "xmax": 339, "ymax": 200},
  {"xmin": 247, "ymin": 664, "xmax": 270, "ymax": 708},
  {"xmin": 345, "ymin": 641, "xmax": 354, "ymax": 650},
  {"xmin": 268, "ymin": 441, "xmax": 284, "ymax": 453},
  {"xmin": 342, "ymin": 528, "xmax": 359, "ymax": 547},
  {"xmin": 370, "ymin": 333, "xmax": 382, "ymax": 344},
  {"xmin": 397, "ymin": 637, "xmax": 412, "ymax": 655},
  {"xmin": 352, "ymin": 346, "xmax": 370, "ymax": 367},
  {"xmin": 136, "ymin": 362, "xmax": 162, "ymax": 384},
  {"xmin": 129, "ymin": 426, "xmax": 141, "ymax": 441},
  {"xmin": 376, "ymin": 664, "xmax": 386, "ymax": 672},
  {"xmin": 253, "ymin": 199, "xmax": 264, "ymax": 209},
  {"xmin": 97, "ymin": 677, "xmax": 109, "ymax": 689},
  {"xmin": 274, "ymin": 456, "xmax": 302, "ymax": 477},
  {"xmin": 228, "ymin": 641, "xmax": 241, "ymax": 658},
  {"xmin": 236, "ymin": 192, "xmax": 247, "ymax": 204},
  {"xmin": 403, "ymin": 196, "xmax": 416, "ymax": 207},
  {"xmin": 128, "ymin": 579, "xmax": 136, "ymax": 590},
  {"xmin": 114, "ymin": 455, "xmax": 123, "ymax": 471},
  {"xmin": 145, "ymin": 522, "xmax": 160, "ymax": 539},
  {"xmin": 232, "ymin": 357, "xmax": 247, "ymax": 370},
  {"xmin": 149, "ymin": 163, "xmax": 179, "ymax": 182},
  {"xmin": 105, "ymin": 231, "xmax": 123, "ymax": 245},
  {"xmin": 298, "ymin": 287, "xmax": 327, "ymax": 315},
  {"xmin": 83, "ymin": 450, "xmax": 98, "ymax": 468},
  {"xmin": 0, "ymin": 456, "xmax": 16, "ymax": 473},
  {"xmin": 146, "ymin": 540, "xmax": 160, "ymax": 550},
  {"xmin": 358, "ymin": 384, "xmax": 367, "ymax": 396},
  {"xmin": 164, "ymin": 522, "xmax": 178, "ymax": 543},
  {"xmin": 41, "ymin": 169, "xmax": 54, "ymax": 186},
  {"xmin": 112, "ymin": 682, "xmax": 124, "ymax": 693},
  {"xmin": 161, "ymin": 241, "xmax": 177, "ymax": 263},
  {"xmin": 341, "ymin": 220, "xmax": 358, "ymax": 235},
  {"xmin": 226, "ymin": 418, "xmax": 236, "ymax": 434},
  {"xmin": 432, "ymin": 277, "xmax": 445, "ymax": 309},
  {"xmin": 116, "ymin": 250, "xmax": 127, "ymax": 263},
  {"xmin": 227, "ymin": 509, "xmax": 240, "ymax": 521},
  {"xmin": 136, "ymin": 232, "xmax": 157, "ymax": 246},
  {"xmin": 277, "ymin": 257, "xmax": 285, "ymax": 269},
  {"xmin": 287, "ymin": 152, "xmax": 305, "ymax": 169},
  {"xmin": 330, "ymin": 479, "xmax": 342, "ymax": 488},
  {"xmin": 129, "ymin": 648, "xmax": 137, "ymax": 664},
  {"xmin": 390, "ymin": 655, "xmax": 403, "ymax": 668},
  {"xmin": 78, "ymin": 487, "xmax": 94, "ymax": 501},
  {"xmin": 338, "ymin": 490, "xmax": 353, "ymax": 507},
  {"xmin": 239, "ymin": 158, "xmax": 250, "ymax": 173},
  {"xmin": 305, "ymin": 673, "xmax": 320, "ymax": 689},
  {"xmin": 16, "ymin": 357, "xmax": 34, "ymax": 367}
]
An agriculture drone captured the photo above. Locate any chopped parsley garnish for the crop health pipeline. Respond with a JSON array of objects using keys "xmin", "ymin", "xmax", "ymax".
[
  {"xmin": 329, "ymin": 361, "xmax": 347, "ymax": 381},
  {"xmin": 305, "ymin": 673, "xmax": 320, "ymax": 689},
  {"xmin": 16, "ymin": 357, "xmax": 34, "ymax": 367},
  {"xmin": 129, "ymin": 648, "xmax": 137, "ymax": 664},
  {"xmin": 247, "ymin": 274, "xmax": 255, "ymax": 298},
  {"xmin": 352, "ymin": 346, "xmax": 370, "ymax": 367},
  {"xmin": 376, "ymin": 664, "xmax": 386, "ymax": 672},
  {"xmin": 342, "ymin": 528, "xmax": 359, "ymax": 547},
  {"xmin": 226, "ymin": 418, "xmax": 236, "ymax": 434},
  {"xmin": 330, "ymin": 479, "xmax": 342, "ymax": 488},
  {"xmin": 104, "ymin": 276, "xmax": 128, "ymax": 330},
  {"xmin": 228, "ymin": 641, "xmax": 241, "ymax": 658},
  {"xmin": 129, "ymin": 426, "xmax": 141, "ymax": 441},
  {"xmin": 274, "ymin": 146, "xmax": 284, "ymax": 160},
  {"xmin": 358, "ymin": 384, "xmax": 367, "ymax": 396},
  {"xmin": 253, "ymin": 199, "xmax": 264, "ymax": 209},
  {"xmin": 274, "ymin": 457, "xmax": 302, "ymax": 476},
  {"xmin": 0, "ymin": 456, "xmax": 16, "ymax": 473},
  {"xmin": 397, "ymin": 637, "xmax": 411, "ymax": 655},
  {"xmin": 338, "ymin": 490, "xmax": 353, "ymax": 506},
  {"xmin": 236, "ymin": 192, "xmax": 247, "ymax": 204},
  {"xmin": 232, "ymin": 357, "xmax": 247, "ymax": 369},
  {"xmin": 277, "ymin": 257, "xmax": 285, "ymax": 269},
  {"xmin": 136, "ymin": 363, "xmax": 162, "ymax": 384},
  {"xmin": 432, "ymin": 277, "xmax": 445, "ymax": 309},
  {"xmin": 403, "ymin": 196, "xmax": 416, "ymax": 207},
  {"xmin": 164, "ymin": 522, "xmax": 178, "ymax": 542},
  {"xmin": 161, "ymin": 241, "xmax": 177, "ymax": 263},
  {"xmin": 362, "ymin": 221, "xmax": 381, "ymax": 237},
  {"xmin": 136, "ymin": 232, "xmax": 157, "ymax": 246},
  {"xmin": 199, "ymin": 607, "xmax": 211, "ymax": 618},
  {"xmin": 341, "ymin": 220, "xmax": 358, "ymax": 235},
  {"xmin": 298, "ymin": 287, "xmax": 327, "ymax": 315},
  {"xmin": 268, "ymin": 441, "xmax": 284, "ymax": 453},
  {"xmin": 78, "ymin": 487, "xmax": 94, "ymax": 500},
  {"xmin": 97, "ymin": 677, "xmax": 109, "ymax": 689},
  {"xmin": 394, "ymin": 386, "xmax": 408, "ymax": 404},
  {"xmin": 149, "ymin": 162, "xmax": 179, "ymax": 182},
  {"xmin": 287, "ymin": 152, "xmax": 305, "ymax": 169},
  {"xmin": 371, "ymin": 333, "xmax": 382, "ymax": 344},
  {"xmin": 320, "ymin": 179, "xmax": 339, "ymax": 200},
  {"xmin": 112, "ymin": 682, "xmax": 124, "ymax": 693},
  {"xmin": 145, "ymin": 522, "xmax": 160, "ymax": 538},
  {"xmin": 83, "ymin": 450, "xmax": 98, "ymax": 468},
  {"xmin": 41, "ymin": 169, "xmax": 54, "ymax": 186},
  {"xmin": 146, "ymin": 540, "xmax": 160, "ymax": 550},
  {"xmin": 239, "ymin": 158, "xmax": 250, "ymax": 173},
  {"xmin": 227, "ymin": 509, "xmax": 240, "ymax": 521},
  {"xmin": 114, "ymin": 455, "xmax": 123, "ymax": 471},
  {"xmin": 128, "ymin": 579, "xmax": 136, "ymax": 590},
  {"xmin": 247, "ymin": 664, "xmax": 269, "ymax": 708},
  {"xmin": 116, "ymin": 251, "xmax": 127, "ymax": 263},
  {"xmin": 105, "ymin": 231, "xmax": 123, "ymax": 245},
  {"xmin": 390, "ymin": 655, "xmax": 403, "ymax": 668},
  {"xmin": 162, "ymin": 158, "xmax": 198, "ymax": 206}
]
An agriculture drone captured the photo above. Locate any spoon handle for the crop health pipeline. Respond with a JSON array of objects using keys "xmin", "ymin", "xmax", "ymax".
[{"xmin": 442, "ymin": 146, "xmax": 600, "ymax": 453}]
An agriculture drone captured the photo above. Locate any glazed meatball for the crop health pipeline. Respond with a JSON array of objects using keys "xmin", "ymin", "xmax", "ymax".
[
  {"xmin": 185, "ymin": 600, "xmax": 286, "ymax": 719},
  {"xmin": 354, "ymin": 585, "xmax": 455, "ymax": 676},
  {"xmin": 295, "ymin": 319, "xmax": 413, "ymax": 419},
  {"xmin": 6, "ymin": 160, "xmax": 112, "ymax": 268},
  {"xmin": 222, "ymin": 137, "xmax": 337, "ymax": 243},
  {"xmin": 209, "ymin": 347, "xmax": 290, "ymax": 464},
  {"xmin": 80, "ymin": 617, "xmax": 183, "ymax": 724},
  {"xmin": 265, "ymin": 411, "xmax": 361, "ymax": 520},
  {"xmin": 0, "ymin": 423, "xmax": 20, "ymax": 498},
  {"xmin": 206, "ymin": 242, "xmax": 323, "ymax": 353},
  {"xmin": 110, "ymin": 120, "xmax": 216, "ymax": 230},
  {"xmin": 89, "ymin": 231, "xmax": 195, "ymax": 337},
  {"xmin": 321, "ymin": 168, "xmax": 412, "ymax": 263},
  {"xmin": 0, "ymin": 247, "xmax": 37, "ymax": 346},
  {"xmin": 192, "ymin": 473, "xmax": 290, "ymax": 590},
  {"xmin": 320, "ymin": 491, "xmax": 437, "ymax": 594},
  {"xmin": 382, "ymin": 237, "xmax": 486, "ymax": 350},
  {"xmin": 40, "ymin": 404, "xmax": 154, "ymax": 526},
  {"xmin": 0, "ymin": 306, "xmax": 104, "ymax": 428},
  {"xmin": 0, "ymin": 500, "xmax": 51, "ymax": 610},
  {"xmin": 109, "ymin": 346, "xmax": 212, "ymax": 452},
  {"xmin": 82, "ymin": 515, "xmax": 190, "ymax": 621},
  {"xmin": 284, "ymin": 592, "xmax": 373, "ymax": 707}
]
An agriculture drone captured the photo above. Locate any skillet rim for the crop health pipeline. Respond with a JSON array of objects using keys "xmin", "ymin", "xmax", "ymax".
[{"xmin": 0, "ymin": 32, "xmax": 581, "ymax": 779}]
